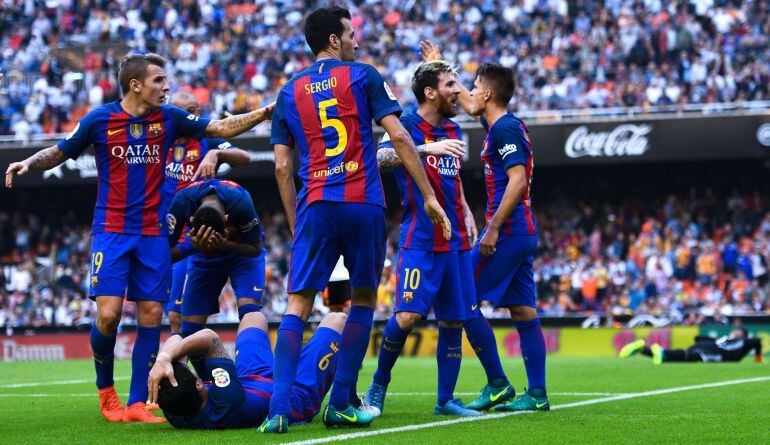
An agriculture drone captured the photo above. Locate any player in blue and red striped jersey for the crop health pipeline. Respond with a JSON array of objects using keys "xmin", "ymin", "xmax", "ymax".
[
  {"xmin": 165, "ymin": 179, "xmax": 265, "ymax": 381},
  {"xmin": 5, "ymin": 53, "xmax": 273, "ymax": 423},
  {"xmin": 420, "ymin": 42, "xmax": 548, "ymax": 412},
  {"xmin": 163, "ymin": 90, "xmax": 251, "ymax": 336},
  {"xmin": 363, "ymin": 60, "xmax": 480, "ymax": 418},
  {"xmin": 263, "ymin": 6, "xmax": 450, "ymax": 432}
]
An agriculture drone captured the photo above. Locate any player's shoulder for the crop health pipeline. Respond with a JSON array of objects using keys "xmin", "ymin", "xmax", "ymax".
[
  {"xmin": 161, "ymin": 104, "xmax": 201, "ymax": 121},
  {"xmin": 491, "ymin": 112, "xmax": 526, "ymax": 137}
]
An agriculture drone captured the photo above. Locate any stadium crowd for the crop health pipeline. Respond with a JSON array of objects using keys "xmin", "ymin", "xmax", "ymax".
[
  {"xmin": 2, "ymin": 0, "xmax": 770, "ymax": 139},
  {"xmin": 2, "ymin": 188, "xmax": 768, "ymax": 328}
]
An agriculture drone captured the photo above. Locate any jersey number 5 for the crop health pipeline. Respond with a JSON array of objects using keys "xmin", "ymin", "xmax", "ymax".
[{"xmin": 318, "ymin": 98, "xmax": 347, "ymax": 157}]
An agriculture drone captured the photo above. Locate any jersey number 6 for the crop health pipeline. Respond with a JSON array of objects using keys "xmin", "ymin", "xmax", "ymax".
[{"xmin": 318, "ymin": 98, "xmax": 348, "ymax": 157}]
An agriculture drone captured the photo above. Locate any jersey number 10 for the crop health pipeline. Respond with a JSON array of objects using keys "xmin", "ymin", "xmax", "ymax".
[{"xmin": 318, "ymin": 98, "xmax": 348, "ymax": 157}]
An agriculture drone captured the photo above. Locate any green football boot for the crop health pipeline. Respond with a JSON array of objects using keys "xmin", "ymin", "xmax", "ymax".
[
  {"xmin": 322, "ymin": 404, "xmax": 375, "ymax": 428},
  {"xmin": 651, "ymin": 343, "xmax": 664, "ymax": 365},
  {"xmin": 619, "ymin": 339, "xmax": 646, "ymax": 358},
  {"xmin": 495, "ymin": 388, "xmax": 550, "ymax": 412},
  {"xmin": 465, "ymin": 382, "xmax": 516, "ymax": 411},
  {"xmin": 257, "ymin": 414, "xmax": 288, "ymax": 433}
]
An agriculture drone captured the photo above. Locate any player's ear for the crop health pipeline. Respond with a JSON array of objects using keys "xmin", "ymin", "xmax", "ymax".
[
  {"xmin": 329, "ymin": 33, "xmax": 340, "ymax": 51},
  {"xmin": 424, "ymin": 87, "xmax": 435, "ymax": 101},
  {"xmin": 130, "ymin": 78, "xmax": 142, "ymax": 93}
]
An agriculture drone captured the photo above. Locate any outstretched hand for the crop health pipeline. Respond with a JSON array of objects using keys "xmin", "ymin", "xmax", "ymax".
[
  {"xmin": 420, "ymin": 40, "xmax": 443, "ymax": 62},
  {"xmin": 5, "ymin": 161, "xmax": 28, "ymax": 188},
  {"xmin": 425, "ymin": 139, "xmax": 466, "ymax": 158}
]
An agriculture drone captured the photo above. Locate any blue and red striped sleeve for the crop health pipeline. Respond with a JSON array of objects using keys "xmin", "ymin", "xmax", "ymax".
[
  {"xmin": 270, "ymin": 88, "xmax": 293, "ymax": 146},
  {"xmin": 165, "ymin": 105, "xmax": 210, "ymax": 139},
  {"xmin": 57, "ymin": 109, "xmax": 99, "ymax": 158},
  {"xmin": 490, "ymin": 119, "xmax": 529, "ymax": 170},
  {"xmin": 362, "ymin": 65, "xmax": 401, "ymax": 123}
]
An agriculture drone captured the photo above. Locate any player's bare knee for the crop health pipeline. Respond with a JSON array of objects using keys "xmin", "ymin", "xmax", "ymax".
[
  {"xmin": 395, "ymin": 312, "xmax": 420, "ymax": 330},
  {"xmin": 508, "ymin": 305, "xmax": 537, "ymax": 322},
  {"xmin": 285, "ymin": 291, "xmax": 315, "ymax": 320},
  {"xmin": 319, "ymin": 312, "xmax": 347, "ymax": 333},
  {"xmin": 238, "ymin": 311, "xmax": 268, "ymax": 334},
  {"xmin": 438, "ymin": 320, "xmax": 463, "ymax": 329},
  {"xmin": 168, "ymin": 311, "xmax": 181, "ymax": 332},
  {"xmin": 97, "ymin": 310, "xmax": 121, "ymax": 334},
  {"xmin": 137, "ymin": 302, "xmax": 164, "ymax": 326}
]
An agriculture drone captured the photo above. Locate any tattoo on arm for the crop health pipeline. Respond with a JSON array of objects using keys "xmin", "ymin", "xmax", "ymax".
[
  {"xmin": 26, "ymin": 146, "xmax": 67, "ymax": 170},
  {"xmin": 207, "ymin": 109, "xmax": 264, "ymax": 138},
  {"xmin": 207, "ymin": 337, "xmax": 230, "ymax": 359},
  {"xmin": 377, "ymin": 144, "xmax": 427, "ymax": 169}
]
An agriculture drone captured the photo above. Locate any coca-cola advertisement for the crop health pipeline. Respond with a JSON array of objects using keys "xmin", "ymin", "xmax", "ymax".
[{"xmin": 564, "ymin": 124, "xmax": 653, "ymax": 158}]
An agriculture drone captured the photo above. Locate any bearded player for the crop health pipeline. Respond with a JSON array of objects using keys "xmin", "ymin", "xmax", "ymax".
[
  {"xmin": 262, "ymin": 6, "xmax": 450, "ymax": 432},
  {"xmin": 5, "ymin": 53, "xmax": 273, "ymax": 423}
]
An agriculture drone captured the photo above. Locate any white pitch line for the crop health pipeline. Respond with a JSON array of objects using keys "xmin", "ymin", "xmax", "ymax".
[
  {"xmin": 386, "ymin": 391, "xmax": 627, "ymax": 397},
  {"xmin": 280, "ymin": 376, "xmax": 770, "ymax": 445},
  {"xmin": 0, "ymin": 393, "xmax": 97, "ymax": 398},
  {"xmin": 0, "ymin": 376, "xmax": 130, "ymax": 389}
]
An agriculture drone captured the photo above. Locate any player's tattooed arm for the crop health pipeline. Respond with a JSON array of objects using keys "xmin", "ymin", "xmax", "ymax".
[
  {"xmin": 206, "ymin": 337, "xmax": 230, "ymax": 359},
  {"xmin": 205, "ymin": 102, "xmax": 275, "ymax": 138},
  {"xmin": 5, "ymin": 146, "xmax": 67, "ymax": 188},
  {"xmin": 377, "ymin": 140, "xmax": 466, "ymax": 169}
]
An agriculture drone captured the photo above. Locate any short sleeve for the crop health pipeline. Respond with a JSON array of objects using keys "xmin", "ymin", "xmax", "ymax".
[
  {"xmin": 270, "ymin": 88, "xmax": 293, "ymax": 146},
  {"xmin": 492, "ymin": 120, "xmax": 529, "ymax": 170},
  {"xmin": 204, "ymin": 357, "xmax": 245, "ymax": 423},
  {"xmin": 166, "ymin": 191, "xmax": 192, "ymax": 247},
  {"xmin": 363, "ymin": 65, "xmax": 402, "ymax": 124},
  {"xmin": 57, "ymin": 111, "xmax": 97, "ymax": 159},
  {"xmin": 166, "ymin": 105, "xmax": 210, "ymax": 140},
  {"xmin": 233, "ymin": 191, "xmax": 262, "ymax": 243}
]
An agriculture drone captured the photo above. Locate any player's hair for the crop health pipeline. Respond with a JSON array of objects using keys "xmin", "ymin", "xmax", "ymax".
[
  {"xmin": 411, "ymin": 60, "xmax": 457, "ymax": 104},
  {"xmin": 157, "ymin": 362, "xmax": 202, "ymax": 419},
  {"xmin": 117, "ymin": 53, "xmax": 166, "ymax": 95},
  {"xmin": 304, "ymin": 6, "xmax": 352, "ymax": 55},
  {"xmin": 192, "ymin": 204, "xmax": 226, "ymax": 236},
  {"xmin": 475, "ymin": 63, "xmax": 515, "ymax": 106}
]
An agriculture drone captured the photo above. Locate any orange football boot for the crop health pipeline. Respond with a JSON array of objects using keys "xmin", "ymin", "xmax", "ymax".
[
  {"xmin": 123, "ymin": 401, "xmax": 167, "ymax": 423},
  {"xmin": 98, "ymin": 386, "xmax": 125, "ymax": 422}
]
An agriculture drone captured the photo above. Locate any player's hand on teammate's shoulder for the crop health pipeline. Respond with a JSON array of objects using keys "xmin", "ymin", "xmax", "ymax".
[
  {"xmin": 479, "ymin": 227, "xmax": 499, "ymax": 256},
  {"xmin": 419, "ymin": 40, "xmax": 443, "ymax": 62},
  {"xmin": 261, "ymin": 102, "xmax": 276, "ymax": 121},
  {"xmin": 425, "ymin": 139, "xmax": 465, "ymax": 158},
  {"xmin": 148, "ymin": 353, "xmax": 176, "ymax": 405},
  {"xmin": 424, "ymin": 198, "xmax": 452, "ymax": 240},
  {"xmin": 4, "ymin": 161, "xmax": 29, "ymax": 188}
]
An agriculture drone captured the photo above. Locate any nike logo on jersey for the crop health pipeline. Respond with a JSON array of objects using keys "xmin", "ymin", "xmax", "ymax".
[
  {"xmin": 107, "ymin": 128, "xmax": 124, "ymax": 136},
  {"xmin": 490, "ymin": 386, "xmax": 511, "ymax": 402},
  {"xmin": 174, "ymin": 299, "xmax": 182, "ymax": 305},
  {"xmin": 471, "ymin": 305, "xmax": 478, "ymax": 311},
  {"xmin": 253, "ymin": 286, "xmax": 262, "ymax": 292}
]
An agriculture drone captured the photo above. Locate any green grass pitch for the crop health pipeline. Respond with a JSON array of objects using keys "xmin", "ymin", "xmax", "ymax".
[{"xmin": 1, "ymin": 356, "xmax": 769, "ymax": 444}]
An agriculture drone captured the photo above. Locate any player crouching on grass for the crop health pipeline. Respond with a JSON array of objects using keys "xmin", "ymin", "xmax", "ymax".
[
  {"xmin": 148, "ymin": 311, "xmax": 346, "ymax": 429},
  {"xmin": 620, "ymin": 327, "xmax": 764, "ymax": 364}
]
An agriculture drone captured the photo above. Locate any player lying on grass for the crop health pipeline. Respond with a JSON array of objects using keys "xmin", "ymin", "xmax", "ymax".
[
  {"xmin": 363, "ymin": 60, "xmax": 480, "ymax": 418},
  {"xmin": 166, "ymin": 179, "xmax": 265, "ymax": 380},
  {"xmin": 420, "ymin": 41, "xmax": 549, "ymax": 412},
  {"xmin": 148, "ymin": 311, "xmax": 345, "ymax": 429},
  {"xmin": 164, "ymin": 90, "xmax": 252, "ymax": 336},
  {"xmin": 620, "ymin": 327, "xmax": 764, "ymax": 364}
]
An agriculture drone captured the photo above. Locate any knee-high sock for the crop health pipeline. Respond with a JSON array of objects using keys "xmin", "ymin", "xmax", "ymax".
[
  {"xmin": 464, "ymin": 314, "xmax": 508, "ymax": 386},
  {"xmin": 269, "ymin": 314, "xmax": 305, "ymax": 417},
  {"xmin": 328, "ymin": 305, "xmax": 374, "ymax": 410},
  {"xmin": 372, "ymin": 316, "xmax": 410, "ymax": 386},
  {"xmin": 91, "ymin": 323, "xmax": 116, "ymax": 390},
  {"xmin": 437, "ymin": 326, "xmax": 463, "ymax": 405},
  {"xmin": 516, "ymin": 318, "xmax": 546, "ymax": 392},
  {"xmin": 181, "ymin": 321, "xmax": 207, "ymax": 380},
  {"xmin": 128, "ymin": 326, "xmax": 161, "ymax": 405}
]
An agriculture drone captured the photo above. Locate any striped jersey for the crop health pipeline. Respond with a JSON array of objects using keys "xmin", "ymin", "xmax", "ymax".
[
  {"xmin": 270, "ymin": 59, "xmax": 401, "ymax": 215},
  {"xmin": 57, "ymin": 101, "xmax": 209, "ymax": 236},
  {"xmin": 480, "ymin": 112, "xmax": 537, "ymax": 236},
  {"xmin": 379, "ymin": 112, "xmax": 470, "ymax": 251}
]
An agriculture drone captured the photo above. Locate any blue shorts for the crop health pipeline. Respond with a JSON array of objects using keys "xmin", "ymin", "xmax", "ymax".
[
  {"xmin": 182, "ymin": 252, "xmax": 266, "ymax": 316},
  {"xmin": 165, "ymin": 257, "xmax": 190, "ymax": 314},
  {"xmin": 471, "ymin": 233, "xmax": 537, "ymax": 308},
  {"xmin": 235, "ymin": 327, "xmax": 340, "ymax": 424},
  {"xmin": 89, "ymin": 232, "xmax": 171, "ymax": 302},
  {"xmin": 394, "ymin": 249, "xmax": 476, "ymax": 321},
  {"xmin": 289, "ymin": 202, "xmax": 386, "ymax": 293}
]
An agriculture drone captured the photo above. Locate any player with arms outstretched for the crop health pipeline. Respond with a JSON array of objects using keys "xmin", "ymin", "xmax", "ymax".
[
  {"xmin": 421, "ymin": 42, "xmax": 549, "ymax": 412},
  {"xmin": 364, "ymin": 60, "xmax": 480, "ymax": 417},
  {"xmin": 5, "ymin": 53, "xmax": 273, "ymax": 423},
  {"xmin": 164, "ymin": 90, "xmax": 252, "ymax": 335},
  {"xmin": 148, "ymin": 311, "xmax": 347, "ymax": 429},
  {"xmin": 263, "ymin": 6, "xmax": 450, "ymax": 432},
  {"xmin": 166, "ymin": 179, "xmax": 265, "ymax": 380}
]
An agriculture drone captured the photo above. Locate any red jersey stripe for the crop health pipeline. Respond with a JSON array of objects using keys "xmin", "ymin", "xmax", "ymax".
[
  {"xmin": 445, "ymin": 123, "xmax": 470, "ymax": 249},
  {"xmin": 330, "ymin": 66, "xmax": 366, "ymax": 203},
  {"xmin": 104, "ymin": 111, "xmax": 128, "ymax": 231},
  {"xmin": 142, "ymin": 109, "xmax": 165, "ymax": 235},
  {"xmin": 416, "ymin": 121, "xmax": 447, "ymax": 251},
  {"xmin": 293, "ymin": 77, "xmax": 327, "ymax": 204}
]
